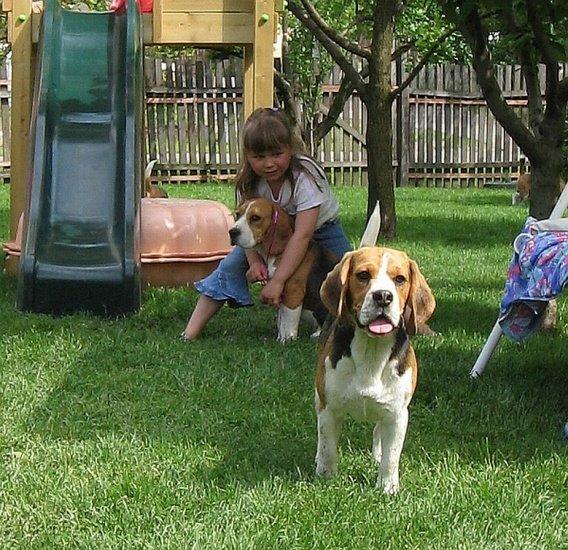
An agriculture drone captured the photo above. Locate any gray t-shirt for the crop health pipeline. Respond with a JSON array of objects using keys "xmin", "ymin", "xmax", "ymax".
[{"xmin": 255, "ymin": 155, "xmax": 339, "ymax": 229}]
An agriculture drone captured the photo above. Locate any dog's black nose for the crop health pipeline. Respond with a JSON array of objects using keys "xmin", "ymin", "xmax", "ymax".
[
  {"xmin": 229, "ymin": 227, "xmax": 240, "ymax": 245},
  {"xmin": 372, "ymin": 290, "xmax": 393, "ymax": 306}
]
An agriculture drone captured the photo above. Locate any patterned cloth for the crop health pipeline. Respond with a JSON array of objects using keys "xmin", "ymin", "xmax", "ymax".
[{"xmin": 499, "ymin": 217, "xmax": 568, "ymax": 341}]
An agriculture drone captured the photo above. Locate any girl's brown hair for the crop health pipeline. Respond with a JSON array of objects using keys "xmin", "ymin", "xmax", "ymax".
[{"xmin": 234, "ymin": 108, "xmax": 306, "ymax": 203}]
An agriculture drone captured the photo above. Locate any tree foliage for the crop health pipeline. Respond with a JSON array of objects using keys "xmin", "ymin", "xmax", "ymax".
[
  {"xmin": 439, "ymin": 0, "xmax": 568, "ymax": 219},
  {"xmin": 285, "ymin": 0, "xmax": 459, "ymax": 236},
  {"xmin": 284, "ymin": 0, "xmax": 464, "ymax": 127}
]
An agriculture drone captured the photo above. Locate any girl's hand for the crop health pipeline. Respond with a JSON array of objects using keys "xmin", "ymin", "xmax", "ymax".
[
  {"xmin": 246, "ymin": 260, "xmax": 269, "ymax": 283},
  {"xmin": 261, "ymin": 279, "xmax": 285, "ymax": 308}
]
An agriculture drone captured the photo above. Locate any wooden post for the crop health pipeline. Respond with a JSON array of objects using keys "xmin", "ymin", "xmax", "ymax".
[
  {"xmin": 8, "ymin": 0, "xmax": 34, "ymax": 241},
  {"xmin": 243, "ymin": 0, "xmax": 275, "ymax": 117}
]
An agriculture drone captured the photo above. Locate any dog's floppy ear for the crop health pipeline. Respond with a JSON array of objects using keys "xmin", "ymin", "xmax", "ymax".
[
  {"xmin": 320, "ymin": 252, "xmax": 353, "ymax": 321},
  {"xmin": 405, "ymin": 259, "xmax": 436, "ymax": 336}
]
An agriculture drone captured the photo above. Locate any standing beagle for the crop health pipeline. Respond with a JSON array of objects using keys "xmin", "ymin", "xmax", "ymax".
[{"xmin": 315, "ymin": 246, "xmax": 435, "ymax": 493}]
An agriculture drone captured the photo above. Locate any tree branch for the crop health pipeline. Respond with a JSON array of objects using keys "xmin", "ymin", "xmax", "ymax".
[
  {"xmin": 390, "ymin": 27, "xmax": 456, "ymax": 101},
  {"xmin": 501, "ymin": 3, "xmax": 543, "ymax": 132},
  {"xmin": 525, "ymin": 0, "xmax": 559, "ymax": 67},
  {"xmin": 525, "ymin": 0, "xmax": 562, "ymax": 122},
  {"xmin": 392, "ymin": 41, "xmax": 415, "ymax": 61},
  {"xmin": 312, "ymin": 36, "xmax": 435, "ymax": 144},
  {"xmin": 449, "ymin": 5, "xmax": 542, "ymax": 162},
  {"xmin": 297, "ymin": 0, "xmax": 371, "ymax": 60},
  {"xmin": 314, "ymin": 74, "xmax": 358, "ymax": 144},
  {"xmin": 287, "ymin": 1, "xmax": 368, "ymax": 99}
]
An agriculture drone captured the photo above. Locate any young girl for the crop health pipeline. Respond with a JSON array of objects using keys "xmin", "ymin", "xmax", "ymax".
[{"xmin": 182, "ymin": 107, "xmax": 351, "ymax": 341}]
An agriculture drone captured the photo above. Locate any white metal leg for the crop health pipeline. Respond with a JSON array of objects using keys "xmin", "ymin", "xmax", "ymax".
[{"xmin": 470, "ymin": 321, "xmax": 503, "ymax": 378}]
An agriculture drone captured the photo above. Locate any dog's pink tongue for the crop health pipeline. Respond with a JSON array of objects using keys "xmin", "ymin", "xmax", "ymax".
[{"xmin": 368, "ymin": 318, "xmax": 394, "ymax": 335}]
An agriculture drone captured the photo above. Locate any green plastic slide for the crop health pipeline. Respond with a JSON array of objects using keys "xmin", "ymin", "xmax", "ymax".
[{"xmin": 17, "ymin": 0, "xmax": 144, "ymax": 315}]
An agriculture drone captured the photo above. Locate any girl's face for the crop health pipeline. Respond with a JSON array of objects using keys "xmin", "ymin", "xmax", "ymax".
[{"xmin": 246, "ymin": 145, "xmax": 293, "ymax": 186}]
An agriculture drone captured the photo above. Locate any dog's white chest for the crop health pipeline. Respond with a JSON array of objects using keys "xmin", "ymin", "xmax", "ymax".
[
  {"xmin": 266, "ymin": 256, "xmax": 278, "ymax": 279},
  {"xmin": 325, "ymin": 349, "xmax": 411, "ymax": 422}
]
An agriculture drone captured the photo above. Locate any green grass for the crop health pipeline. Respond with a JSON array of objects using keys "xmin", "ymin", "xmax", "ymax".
[{"xmin": 0, "ymin": 184, "xmax": 567, "ymax": 548}]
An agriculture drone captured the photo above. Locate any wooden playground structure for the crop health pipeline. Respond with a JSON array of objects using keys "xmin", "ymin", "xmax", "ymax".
[{"xmin": 2, "ymin": 0, "xmax": 283, "ymax": 245}]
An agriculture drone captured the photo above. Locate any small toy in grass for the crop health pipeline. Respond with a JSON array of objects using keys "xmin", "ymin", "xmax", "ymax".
[{"xmin": 563, "ymin": 422, "xmax": 568, "ymax": 441}]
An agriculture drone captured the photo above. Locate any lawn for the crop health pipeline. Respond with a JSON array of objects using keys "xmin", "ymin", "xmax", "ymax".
[{"xmin": 0, "ymin": 183, "xmax": 566, "ymax": 548}]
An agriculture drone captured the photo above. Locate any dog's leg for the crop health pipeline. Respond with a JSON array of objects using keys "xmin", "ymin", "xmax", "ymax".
[
  {"xmin": 315, "ymin": 406, "xmax": 343, "ymax": 478},
  {"xmin": 377, "ymin": 407, "xmax": 408, "ymax": 495},
  {"xmin": 372, "ymin": 423, "xmax": 382, "ymax": 463},
  {"xmin": 277, "ymin": 305, "xmax": 302, "ymax": 342}
]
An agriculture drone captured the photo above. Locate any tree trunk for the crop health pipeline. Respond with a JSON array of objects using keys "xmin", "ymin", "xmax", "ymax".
[
  {"xmin": 366, "ymin": 96, "xmax": 396, "ymax": 238},
  {"xmin": 529, "ymin": 147, "xmax": 565, "ymax": 219},
  {"xmin": 366, "ymin": 2, "xmax": 397, "ymax": 238}
]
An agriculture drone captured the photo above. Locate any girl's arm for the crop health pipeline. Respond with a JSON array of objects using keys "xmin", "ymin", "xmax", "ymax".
[
  {"xmin": 245, "ymin": 249, "xmax": 268, "ymax": 283},
  {"xmin": 260, "ymin": 206, "xmax": 319, "ymax": 307}
]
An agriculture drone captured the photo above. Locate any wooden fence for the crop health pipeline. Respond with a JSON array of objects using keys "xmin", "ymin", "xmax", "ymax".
[
  {"xmin": 0, "ymin": 61, "xmax": 10, "ymax": 183},
  {"xmin": 144, "ymin": 55, "xmax": 244, "ymax": 184},
  {"xmin": 1, "ymin": 55, "xmax": 566, "ymax": 187},
  {"xmin": 137, "ymin": 56, "xmax": 568, "ymax": 187},
  {"xmin": 321, "ymin": 60, "xmax": 568, "ymax": 187}
]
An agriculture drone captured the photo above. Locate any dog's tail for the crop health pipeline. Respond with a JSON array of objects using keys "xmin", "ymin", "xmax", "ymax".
[
  {"xmin": 359, "ymin": 201, "xmax": 381, "ymax": 248},
  {"xmin": 144, "ymin": 159, "xmax": 158, "ymax": 195},
  {"xmin": 144, "ymin": 160, "xmax": 169, "ymax": 198}
]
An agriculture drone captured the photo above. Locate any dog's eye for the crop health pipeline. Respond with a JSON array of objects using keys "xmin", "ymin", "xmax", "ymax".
[
  {"xmin": 250, "ymin": 215, "xmax": 261, "ymax": 223},
  {"xmin": 356, "ymin": 270, "xmax": 371, "ymax": 282},
  {"xmin": 394, "ymin": 275, "xmax": 406, "ymax": 285}
]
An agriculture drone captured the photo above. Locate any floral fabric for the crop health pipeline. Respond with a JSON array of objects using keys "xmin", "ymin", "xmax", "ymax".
[{"xmin": 499, "ymin": 217, "xmax": 568, "ymax": 341}]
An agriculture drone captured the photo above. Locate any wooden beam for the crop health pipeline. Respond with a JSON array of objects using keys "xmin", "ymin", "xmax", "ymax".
[
  {"xmin": 255, "ymin": 1, "xmax": 275, "ymax": 106},
  {"xmin": 161, "ymin": 0, "xmax": 253, "ymax": 12},
  {"xmin": 243, "ymin": 44, "xmax": 254, "ymax": 117},
  {"xmin": 9, "ymin": 0, "xmax": 33, "ymax": 241},
  {"xmin": 152, "ymin": 0, "xmax": 162, "ymax": 42},
  {"xmin": 142, "ymin": 12, "xmax": 153, "ymax": 44},
  {"xmin": 157, "ymin": 13, "xmax": 253, "ymax": 44}
]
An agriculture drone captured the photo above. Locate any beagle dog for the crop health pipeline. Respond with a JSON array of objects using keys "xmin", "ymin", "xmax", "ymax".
[
  {"xmin": 229, "ymin": 197, "xmax": 337, "ymax": 342},
  {"xmin": 315, "ymin": 246, "xmax": 435, "ymax": 493},
  {"xmin": 144, "ymin": 159, "xmax": 168, "ymax": 199},
  {"xmin": 512, "ymin": 172, "xmax": 566, "ymax": 206}
]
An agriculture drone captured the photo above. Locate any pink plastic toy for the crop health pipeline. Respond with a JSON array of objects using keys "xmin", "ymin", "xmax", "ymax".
[{"xmin": 111, "ymin": 0, "xmax": 153, "ymax": 13}]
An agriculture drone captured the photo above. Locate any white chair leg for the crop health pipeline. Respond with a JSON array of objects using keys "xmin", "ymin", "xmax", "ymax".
[{"xmin": 470, "ymin": 321, "xmax": 503, "ymax": 378}]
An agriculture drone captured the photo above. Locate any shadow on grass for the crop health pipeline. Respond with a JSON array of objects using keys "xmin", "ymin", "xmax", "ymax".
[
  {"xmin": 24, "ymin": 294, "xmax": 567, "ymax": 489},
  {"xmin": 411, "ymin": 335, "xmax": 568, "ymax": 460},
  {"xmin": 11, "ymin": 186, "xmax": 565, "ymax": 487},
  {"xmin": 24, "ymin": 297, "xmax": 320, "ymax": 483}
]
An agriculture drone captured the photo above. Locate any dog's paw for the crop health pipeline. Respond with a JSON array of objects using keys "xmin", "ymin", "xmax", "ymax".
[
  {"xmin": 310, "ymin": 328, "xmax": 322, "ymax": 339},
  {"xmin": 315, "ymin": 462, "xmax": 337, "ymax": 478},
  {"xmin": 378, "ymin": 475, "xmax": 400, "ymax": 495},
  {"xmin": 277, "ymin": 332, "xmax": 298, "ymax": 343}
]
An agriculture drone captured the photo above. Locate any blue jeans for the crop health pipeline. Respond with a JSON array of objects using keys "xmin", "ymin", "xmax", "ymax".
[{"xmin": 194, "ymin": 219, "xmax": 351, "ymax": 307}]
